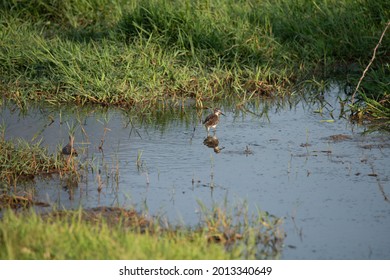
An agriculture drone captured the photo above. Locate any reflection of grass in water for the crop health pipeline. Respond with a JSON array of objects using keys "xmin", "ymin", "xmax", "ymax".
[
  {"xmin": 0, "ymin": 202, "xmax": 284, "ymax": 259},
  {"xmin": 135, "ymin": 150, "xmax": 150, "ymax": 187},
  {"xmin": 136, "ymin": 149, "xmax": 144, "ymax": 171}
]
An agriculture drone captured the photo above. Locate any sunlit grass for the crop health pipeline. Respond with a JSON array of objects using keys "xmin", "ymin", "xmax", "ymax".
[{"xmin": 1, "ymin": 0, "xmax": 387, "ymax": 118}]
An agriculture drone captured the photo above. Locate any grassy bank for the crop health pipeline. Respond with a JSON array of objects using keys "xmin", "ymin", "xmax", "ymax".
[
  {"xmin": 0, "ymin": 0, "xmax": 388, "ymax": 119},
  {"xmin": 0, "ymin": 205, "xmax": 284, "ymax": 259}
]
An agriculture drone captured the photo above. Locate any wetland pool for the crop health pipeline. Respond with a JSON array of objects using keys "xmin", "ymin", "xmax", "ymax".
[{"xmin": 1, "ymin": 85, "xmax": 390, "ymax": 259}]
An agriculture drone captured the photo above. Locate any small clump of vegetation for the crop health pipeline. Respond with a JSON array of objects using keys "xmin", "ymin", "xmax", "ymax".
[
  {"xmin": 0, "ymin": 124, "xmax": 77, "ymax": 189},
  {"xmin": 0, "ymin": 203, "xmax": 284, "ymax": 260},
  {"xmin": 195, "ymin": 202, "xmax": 284, "ymax": 259}
]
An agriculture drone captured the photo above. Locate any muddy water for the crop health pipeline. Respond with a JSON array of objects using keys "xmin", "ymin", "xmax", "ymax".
[{"xmin": 2, "ymin": 85, "xmax": 390, "ymax": 259}]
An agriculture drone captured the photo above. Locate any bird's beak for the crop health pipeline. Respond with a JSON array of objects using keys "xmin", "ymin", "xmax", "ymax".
[{"xmin": 221, "ymin": 112, "xmax": 225, "ymax": 116}]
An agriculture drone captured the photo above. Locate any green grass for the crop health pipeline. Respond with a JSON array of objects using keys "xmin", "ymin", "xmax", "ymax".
[
  {"xmin": 0, "ymin": 122, "xmax": 82, "ymax": 191},
  {"xmin": 0, "ymin": 0, "xmax": 388, "ymax": 118},
  {"xmin": 0, "ymin": 210, "xmax": 229, "ymax": 259},
  {"xmin": 0, "ymin": 125, "xmax": 65, "ymax": 188},
  {"xmin": 0, "ymin": 204, "xmax": 284, "ymax": 260}
]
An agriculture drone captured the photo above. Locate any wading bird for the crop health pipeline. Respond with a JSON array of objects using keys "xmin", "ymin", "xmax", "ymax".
[{"xmin": 203, "ymin": 108, "xmax": 225, "ymax": 135}]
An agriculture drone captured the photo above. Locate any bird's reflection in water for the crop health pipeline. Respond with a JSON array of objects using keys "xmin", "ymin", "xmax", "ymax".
[{"xmin": 203, "ymin": 135, "xmax": 224, "ymax": 153}]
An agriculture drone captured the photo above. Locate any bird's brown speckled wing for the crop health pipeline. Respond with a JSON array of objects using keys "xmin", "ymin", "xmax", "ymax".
[{"xmin": 203, "ymin": 114, "xmax": 213, "ymax": 124}]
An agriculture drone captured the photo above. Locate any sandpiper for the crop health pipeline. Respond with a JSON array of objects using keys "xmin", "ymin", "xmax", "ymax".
[
  {"xmin": 62, "ymin": 135, "xmax": 78, "ymax": 156},
  {"xmin": 203, "ymin": 108, "xmax": 225, "ymax": 135}
]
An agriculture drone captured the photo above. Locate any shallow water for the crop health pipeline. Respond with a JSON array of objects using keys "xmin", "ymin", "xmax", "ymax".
[{"xmin": 2, "ymin": 85, "xmax": 390, "ymax": 259}]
